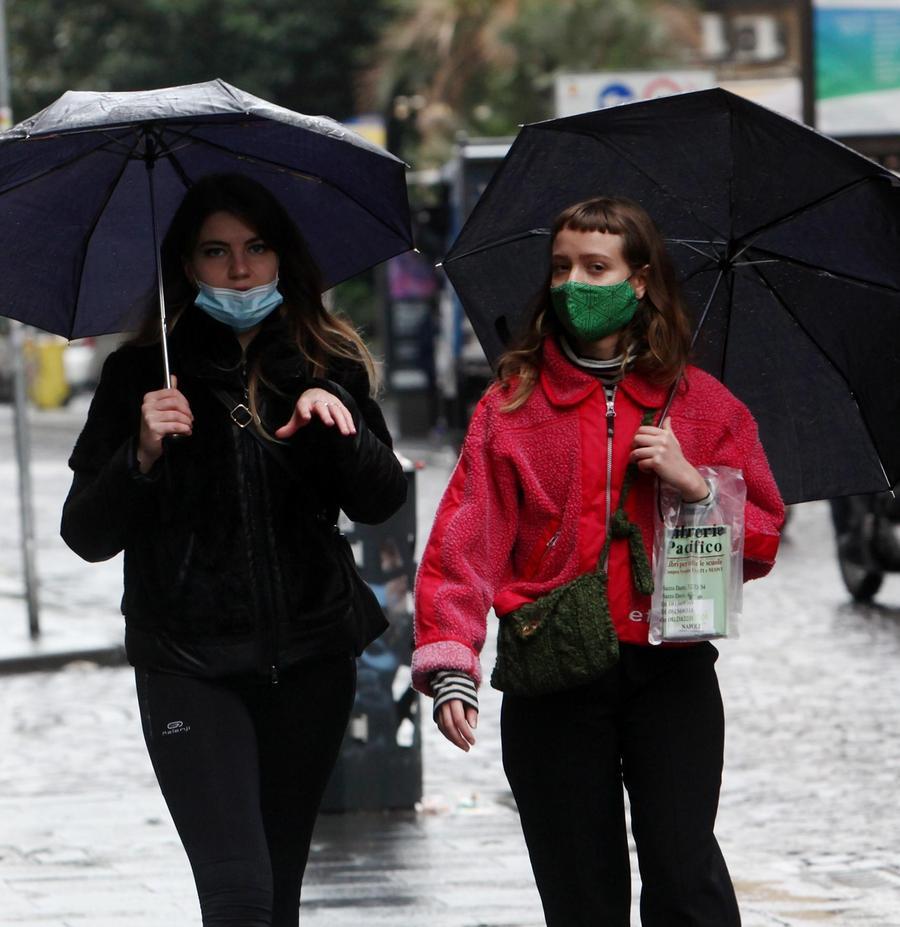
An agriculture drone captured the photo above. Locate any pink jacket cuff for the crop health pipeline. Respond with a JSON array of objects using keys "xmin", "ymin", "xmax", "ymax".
[{"xmin": 411, "ymin": 640, "xmax": 483, "ymax": 696}]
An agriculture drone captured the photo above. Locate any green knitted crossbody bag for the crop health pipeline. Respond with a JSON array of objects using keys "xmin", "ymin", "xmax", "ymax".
[{"xmin": 490, "ymin": 412, "xmax": 655, "ymax": 697}]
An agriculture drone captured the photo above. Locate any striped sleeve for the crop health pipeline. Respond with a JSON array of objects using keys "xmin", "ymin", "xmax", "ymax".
[{"xmin": 431, "ymin": 669, "xmax": 479, "ymax": 720}]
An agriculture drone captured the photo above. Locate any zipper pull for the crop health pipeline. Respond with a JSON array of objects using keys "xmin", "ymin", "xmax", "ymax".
[
  {"xmin": 270, "ymin": 665, "xmax": 280, "ymax": 686},
  {"xmin": 546, "ymin": 530, "xmax": 560, "ymax": 551},
  {"xmin": 606, "ymin": 397, "xmax": 616, "ymax": 437}
]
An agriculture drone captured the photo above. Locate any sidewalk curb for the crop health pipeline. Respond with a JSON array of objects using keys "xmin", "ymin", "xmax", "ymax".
[{"xmin": 0, "ymin": 642, "xmax": 127, "ymax": 675}]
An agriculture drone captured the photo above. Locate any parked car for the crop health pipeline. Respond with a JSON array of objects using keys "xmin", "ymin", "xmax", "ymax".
[{"xmin": 62, "ymin": 333, "xmax": 123, "ymax": 395}]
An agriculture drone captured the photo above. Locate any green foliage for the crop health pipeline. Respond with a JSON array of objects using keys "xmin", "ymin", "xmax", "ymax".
[
  {"xmin": 375, "ymin": 0, "xmax": 700, "ymax": 166},
  {"xmin": 330, "ymin": 274, "xmax": 379, "ymax": 338},
  {"xmin": 6, "ymin": 0, "xmax": 395, "ymax": 121}
]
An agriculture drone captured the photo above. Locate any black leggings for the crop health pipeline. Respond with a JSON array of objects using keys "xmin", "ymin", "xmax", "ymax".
[
  {"xmin": 135, "ymin": 656, "xmax": 356, "ymax": 926},
  {"xmin": 502, "ymin": 642, "xmax": 740, "ymax": 927}
]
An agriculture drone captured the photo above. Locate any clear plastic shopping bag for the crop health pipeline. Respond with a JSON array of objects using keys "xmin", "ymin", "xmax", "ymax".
[{"xmin": 648, "ymin": 466, "xmax": 745, "ymax": 644}]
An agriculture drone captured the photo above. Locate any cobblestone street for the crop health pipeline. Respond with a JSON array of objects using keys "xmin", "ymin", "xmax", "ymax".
[{"xmin": 3, "ymin": 407, "xmax": 900, "ymax": 925}]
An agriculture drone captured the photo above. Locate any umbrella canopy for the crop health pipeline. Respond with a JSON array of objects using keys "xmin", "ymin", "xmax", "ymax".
[
  {"xmin": 442, "ymin": 88, "xmax": 900, "ymax": 504},
  {"xmin": 0, "ymin": 79, "xmax": 412, "ymax": 339}
]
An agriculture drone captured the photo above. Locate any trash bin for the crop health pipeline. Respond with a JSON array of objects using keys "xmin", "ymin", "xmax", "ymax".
[{"xmin": 320, "ymin": 455, "xmax": 423, "ymax": 812}]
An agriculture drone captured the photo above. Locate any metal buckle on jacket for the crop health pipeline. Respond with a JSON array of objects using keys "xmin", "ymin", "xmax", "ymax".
[{"xmin": 230, "ymin": 403, "xmax": 253, "ymax": 429}]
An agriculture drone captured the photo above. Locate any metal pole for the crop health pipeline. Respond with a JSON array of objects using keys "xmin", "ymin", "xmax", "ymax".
[
  {"xmin": 1, "ymin": 0, "xmax": 41, "ymax": 637},
  {"xmin": 144, "ymin": 132, "xmax": 173, "ymax": 387},
  {"xmin": 800, "ymin": 0, "xmax": 817, "ymax": 129},
  {"xmin": 0, "ymin": 0, "xmax": 9, "ymax": 132},
  {"xmin": 9, "ymin": 323, "xmax": 40, "ymax": 637}
]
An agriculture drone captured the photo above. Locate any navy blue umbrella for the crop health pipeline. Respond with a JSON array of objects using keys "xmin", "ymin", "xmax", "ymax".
[
  {"xmin": 442, "ymin": 89, "xmax": 900, "ymax": 504},
  {"xmin": 0, "ymin": 79, "xmax": 412, "ymax": 380}
]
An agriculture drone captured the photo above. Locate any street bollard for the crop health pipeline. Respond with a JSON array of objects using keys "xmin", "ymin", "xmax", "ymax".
[
  {"xmin": 320, "ymin": 456, "xmax": 423, "ymax": 812},
  {"xmin": 25, "ymin": 334, "xmax": 69, "ymax": 409}
]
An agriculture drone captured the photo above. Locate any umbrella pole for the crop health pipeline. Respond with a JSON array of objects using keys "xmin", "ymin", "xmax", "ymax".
[
  {"xmin": 144, "ymin": 138, "xmax": 173, "ymax": 388},
  {"xmin": 658, "ymin": 268, "xmax": 726, "ymax": 423}
]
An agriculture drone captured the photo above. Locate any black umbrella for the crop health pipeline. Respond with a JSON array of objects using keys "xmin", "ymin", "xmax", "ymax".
[
  {"xmin": 442, "ymin": 88, "xmax": 900, "ymax": 504},
  {"xmin": 0, "ymin": 79, "xmax": 412, "ymax": 382}
]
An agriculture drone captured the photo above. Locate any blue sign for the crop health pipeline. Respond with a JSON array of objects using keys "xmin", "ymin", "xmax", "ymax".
[{"xmin": 598, "ymin": 83, "xmax": 635, "ymax": 108}]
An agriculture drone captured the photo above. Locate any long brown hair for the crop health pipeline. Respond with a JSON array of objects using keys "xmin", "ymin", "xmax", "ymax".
[
  {"xmin": 496, "ymin": 196, "xmax": 691, "ymax": 410},
  {"xmin": 131, "ymin": 173, "xmax": 378, "ymax": 411}
]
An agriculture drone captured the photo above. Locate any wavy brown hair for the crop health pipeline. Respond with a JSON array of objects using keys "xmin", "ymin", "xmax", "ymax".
[
  {"xmin": 131, "ymin": 173, "xmax": 378, "ymax": 418},
  {"xmin": 496, "ymin": 196, "xmax": 691, "ymax": 410}
]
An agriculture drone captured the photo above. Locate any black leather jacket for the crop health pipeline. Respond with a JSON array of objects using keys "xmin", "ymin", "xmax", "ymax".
[{"xmin": 61, "ymin": 309, "xmax": 407, "ymax": 680}]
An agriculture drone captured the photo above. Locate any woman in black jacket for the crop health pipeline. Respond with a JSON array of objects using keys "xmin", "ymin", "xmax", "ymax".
[{"xmin": 61, "ymin": 174, "xmax": 407, "ymax": 927}]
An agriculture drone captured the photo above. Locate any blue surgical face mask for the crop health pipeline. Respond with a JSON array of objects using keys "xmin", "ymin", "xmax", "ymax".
[{"xmin": 194, "ymin": 277, "xmax": 284, "ymax": 332}]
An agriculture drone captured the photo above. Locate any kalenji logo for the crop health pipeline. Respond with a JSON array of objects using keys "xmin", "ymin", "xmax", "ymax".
[{"xmin": 162, "ymin": 720, "xmax": 191, "ymax": 736}]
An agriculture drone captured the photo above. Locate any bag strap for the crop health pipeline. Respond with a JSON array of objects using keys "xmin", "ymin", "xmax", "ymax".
[
  {"xmin": 596, "ymin": 409, "xmax": 655, "ymax": 595},
  {"xmin": 209, "ymin": 386, "xmax": 335, "ymax": 533}
]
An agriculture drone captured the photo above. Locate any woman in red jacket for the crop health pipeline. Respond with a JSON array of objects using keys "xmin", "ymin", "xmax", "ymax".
[{"xmin": 413, "ymin": 196, "xmax": 784, "ymax": 926}]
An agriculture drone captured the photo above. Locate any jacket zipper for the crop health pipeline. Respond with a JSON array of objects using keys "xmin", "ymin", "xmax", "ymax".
[
  {"xmin": 239, "ymin": 358, "xmax": 280, "ymax": 686},
  {"xmin": 604, "ymin": 385, "xmax": 617, "ymax": 550},
  {"xmin": 537, "ymin": 530, "xmax": 560, "ymax": 572}
]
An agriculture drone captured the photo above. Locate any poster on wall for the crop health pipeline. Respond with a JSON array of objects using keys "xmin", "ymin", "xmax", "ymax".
[{"xmin": 815, "ymin": 0, "xmax": 900, "ymax": 135}]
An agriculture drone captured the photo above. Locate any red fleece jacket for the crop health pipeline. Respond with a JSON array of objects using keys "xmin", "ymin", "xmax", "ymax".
[{"xmin": 412, "ymin": 337, "xmax": 784, "ymax": 694}]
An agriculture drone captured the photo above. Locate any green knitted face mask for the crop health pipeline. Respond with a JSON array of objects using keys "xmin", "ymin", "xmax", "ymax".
[{"xmin": 550, "ymin": 279, "xmax": 639, "ymax": 341}]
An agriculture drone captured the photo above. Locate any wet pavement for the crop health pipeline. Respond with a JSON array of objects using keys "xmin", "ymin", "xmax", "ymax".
[{"xmin": 3, "ymin": 403, "xmax": 900, "ymax": 925}]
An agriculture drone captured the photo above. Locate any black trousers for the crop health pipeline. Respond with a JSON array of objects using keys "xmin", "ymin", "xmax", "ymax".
[
  {"xmin": 501, "ymin": 642, "xmax": 740, "ymax": 927},
  {"xmin": 135, "ymin": 655, "xmax": 356, "ymax": 927}
]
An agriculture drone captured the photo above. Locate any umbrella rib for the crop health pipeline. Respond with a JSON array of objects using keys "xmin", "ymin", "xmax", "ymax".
[
  {"xmin": 163, "ymin": 146, "xmax": 195, "ymax": 190},
  {"xmin": 95, "ymin": 127, "xmax": 146, "ymax": 158},
  {"xmin": 68, "ymin": 148, "xmax": 142, "ymax": 338},
  {"xmin": 733, "ymin": 176, "xmax": 872, "ymax": 260},
  {"xmin": 665, "ymin": 239, "xmax": 722, "ymax": 261},
  {"xmin": 537, "ymin": 123, "xmax": 728, "ymax": 243},
  {"xmin": 161, "ymin": 125, "xmax": 412, "ymax": 243},
  {"xmin": 441, "ymin": 228, "xmax": 551, "ymax": 265},
  {"xmin": 748, "ymin": 261, "xmax": 850, "ymax": 385},
  {"xmin": 745, "ymin": 244, "xmax": 900, "ymax": 297},
  {"xmin": 0, "ymin": 134, "xmax": 120, "ymax": 197},
  {"xmin": 659, "ymin": 268, "xmax": 726, "ymax": 423},
  {"xmin": 688, "ymin": 268, "xmax": 726, "ymax": 354},
  {"xmin": 749, "ymin": 261, "xmax": 892, "ymax": 492},
  {"xmin": 68, "ymin": 143, "xmax": 141, "ymax": 340}
]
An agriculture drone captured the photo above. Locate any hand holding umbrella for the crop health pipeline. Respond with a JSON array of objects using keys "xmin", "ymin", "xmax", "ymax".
[
  {"xmin": 631, "ymin": 418, "xmax": 709, "ymax": 503},
  {"xmin": 137, "ymin": 375, "xmax": 193, "ymax": 474}
]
